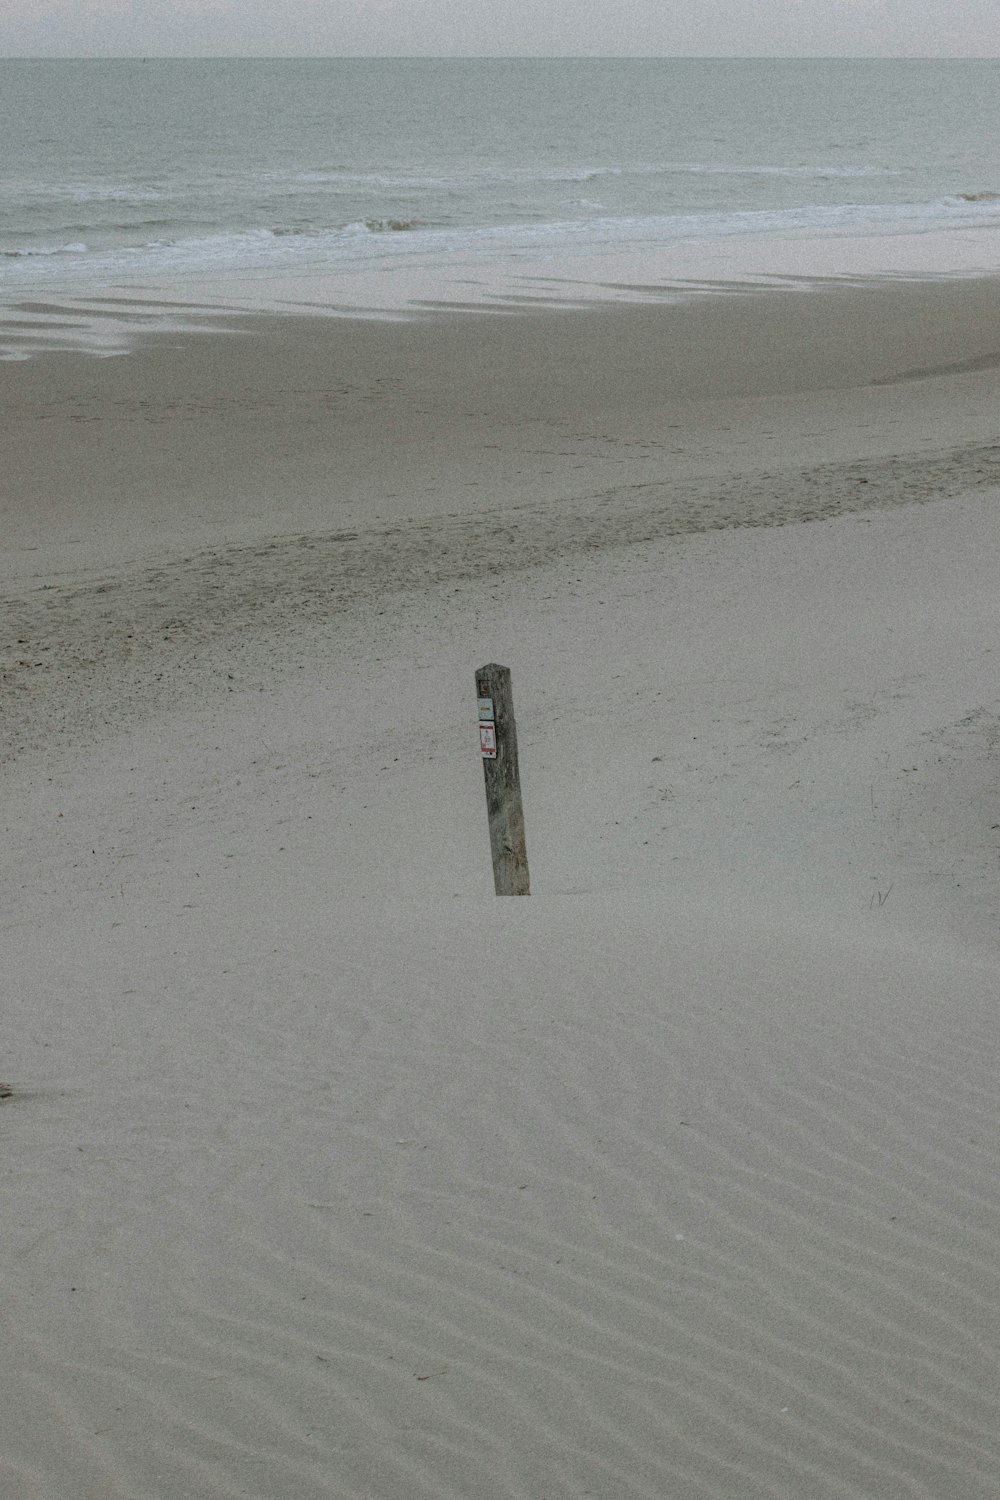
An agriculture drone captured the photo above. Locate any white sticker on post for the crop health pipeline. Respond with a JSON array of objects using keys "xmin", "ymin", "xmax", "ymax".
[
  {"xmin": 480, "ymin": 722, "xmax": 497, "ymax": 758},
  {"xmin": 478, "ymin": 697, "xmax": 495, "ymax": 722}
]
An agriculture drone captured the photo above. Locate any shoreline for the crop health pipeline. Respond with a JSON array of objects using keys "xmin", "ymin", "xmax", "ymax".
[{"xmin": 5, "ymin": 214, "xmax": 1000, "ymax": 360}]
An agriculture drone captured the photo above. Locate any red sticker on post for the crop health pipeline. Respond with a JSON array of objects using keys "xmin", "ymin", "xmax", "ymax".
[{"xmin": 480, "ymin": 722, "xmax": 497, "ymax": 758}]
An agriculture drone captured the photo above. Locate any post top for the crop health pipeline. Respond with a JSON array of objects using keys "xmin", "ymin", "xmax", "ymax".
[{"xmin": 476, "ymin": 661, "xmax": 510, "ymax": 677}]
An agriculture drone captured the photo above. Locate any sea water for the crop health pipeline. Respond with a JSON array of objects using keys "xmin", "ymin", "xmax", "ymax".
[{"xmin": 2, "ymin": 57, "xmax": 1000, "ymax": 356}]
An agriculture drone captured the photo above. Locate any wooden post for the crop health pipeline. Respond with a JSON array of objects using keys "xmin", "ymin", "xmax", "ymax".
[{"xmin": 476, "ymin": 663, "xmax": 530, "ymax": 896}]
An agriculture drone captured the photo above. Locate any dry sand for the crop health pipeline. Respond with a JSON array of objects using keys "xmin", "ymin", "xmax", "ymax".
[{"xmin": 2, "ymin": 276, "xmax": 1000, "ymax": 1498}]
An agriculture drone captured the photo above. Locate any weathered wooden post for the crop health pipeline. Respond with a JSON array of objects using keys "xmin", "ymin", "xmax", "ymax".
[{"xmin": 476, "ymin": 662, "xmax": 530, "ymax": 896}]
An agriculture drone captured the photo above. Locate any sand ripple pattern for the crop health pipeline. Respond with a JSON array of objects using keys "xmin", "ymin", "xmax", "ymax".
[{"xmin": 3, "ymin": 899, "xmax": 1000, "ymax": 1498}]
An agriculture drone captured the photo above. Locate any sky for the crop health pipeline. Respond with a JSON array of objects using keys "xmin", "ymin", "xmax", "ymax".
[{"xmin": 0, "ymin": 0, "xmax": 998, "ymax": 58}]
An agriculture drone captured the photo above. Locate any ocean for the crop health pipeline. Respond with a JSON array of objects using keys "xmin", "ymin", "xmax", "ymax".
[{"xmin": 3, "ymin": 57, "xmax": 1000, "ymax": 357}]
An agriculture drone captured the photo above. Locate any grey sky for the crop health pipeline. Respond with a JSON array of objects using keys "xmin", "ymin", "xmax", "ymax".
[{"xmin": 1, "ymin": 0, "xmax": 998, "ymax": 58}]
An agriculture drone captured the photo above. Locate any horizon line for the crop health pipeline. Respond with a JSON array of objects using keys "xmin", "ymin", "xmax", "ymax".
[{"xmin": 2, "ymin": 52, "xmax": 1000, "ymax": 63}]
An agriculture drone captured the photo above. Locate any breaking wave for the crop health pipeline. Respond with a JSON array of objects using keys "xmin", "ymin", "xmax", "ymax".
[{"xmin": 4, "ymin": 193, "xmax": 1000, "ymax": 300}]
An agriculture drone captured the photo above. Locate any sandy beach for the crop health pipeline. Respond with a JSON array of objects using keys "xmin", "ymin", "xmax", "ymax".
[{"xmin": 3, "ymin": 275, "xmax": 1000, "ymax": 1498}]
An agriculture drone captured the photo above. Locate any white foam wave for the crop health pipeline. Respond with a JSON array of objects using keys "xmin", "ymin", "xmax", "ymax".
[
  {"xmin": 244, "ymin": 160, "xmax": 900, "ymax": 193},
  {"xmin": 273, "ymin": 169, "xmax": 454, "ymax": 190},
  {"xmin": 538, "ymin": 161, "xmax": 902, "ymax": 184},
  {"xmin": 7, "ymin": 181, "xmax": 168, "ymax": 204},
  {"xmin": 670, "ymin": 162, "xmax": 900, "ymax": 180},
  {"xmin": 4, "ymin": 194, "xmax": 1000, "ymax": 301}
]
